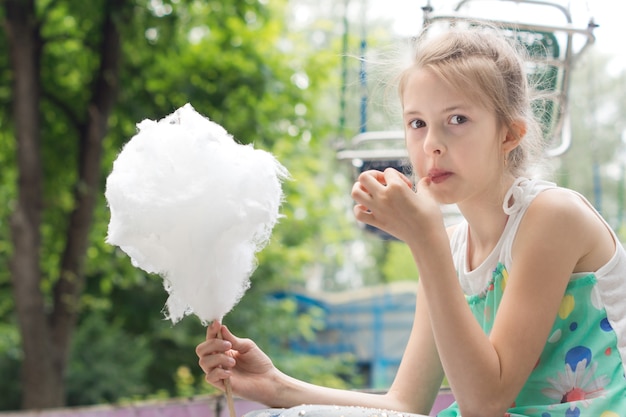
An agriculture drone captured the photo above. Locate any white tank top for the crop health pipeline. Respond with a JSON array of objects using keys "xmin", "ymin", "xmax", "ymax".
[{"xmin": 449, "ymin": 176, "xmax": 626, "ymax": 371}]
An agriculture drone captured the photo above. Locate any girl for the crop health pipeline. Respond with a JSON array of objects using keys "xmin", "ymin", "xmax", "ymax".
[{"xmin": 196, "ymin": 27, "xmax": 626, "ymax": 417}]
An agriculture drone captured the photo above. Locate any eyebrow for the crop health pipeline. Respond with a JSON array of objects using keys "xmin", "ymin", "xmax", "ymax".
[
  {"xmin": 443, "ymin": 105, "xmax": 467, "ymax": 112},
  {"xmin": 403, "ymin": 104, "xmax": 469, "ymax": 118},
  {"xmin": 403, "ymin": 110, "xmax": 421, "ymax": 118}
]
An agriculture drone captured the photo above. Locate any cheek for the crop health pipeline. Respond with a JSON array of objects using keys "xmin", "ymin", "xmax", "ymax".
[
  {"xmin": 408, "ymin": 151, "xmax": 427, "ymax": 178},
  {"xmin": 406, "ymin": 140, "xmax": 425, "ymax": 168}
]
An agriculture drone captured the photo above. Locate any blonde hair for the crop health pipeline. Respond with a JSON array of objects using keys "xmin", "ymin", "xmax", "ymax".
[{"xmin": 398, "ymin": 26, "xmax": 549, "ymax": 178}]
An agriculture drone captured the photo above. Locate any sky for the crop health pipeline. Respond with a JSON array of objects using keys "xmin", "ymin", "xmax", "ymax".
[{"xmin": 366, "ymin": 0, "xmax": 625, "ymax": 72}]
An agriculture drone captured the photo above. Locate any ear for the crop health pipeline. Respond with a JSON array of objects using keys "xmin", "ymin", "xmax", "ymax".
[{"xmin": 502, "ymin": 120, "xmax": 526, "ymax": 153}]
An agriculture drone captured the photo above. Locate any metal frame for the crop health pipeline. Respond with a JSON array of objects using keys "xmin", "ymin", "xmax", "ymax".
[
  {"xmin": 421, "ymin": 0, "xmax": 596, "ymax": 156},
  {"xmin": 336, "ymin": 130, "xmax": 407, "ymax": 165}
]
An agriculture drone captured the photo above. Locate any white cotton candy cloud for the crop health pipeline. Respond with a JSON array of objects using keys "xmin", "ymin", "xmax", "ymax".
[{"xmin": 105, "ymin": 103, "xmax": 288, "ymax": 324}]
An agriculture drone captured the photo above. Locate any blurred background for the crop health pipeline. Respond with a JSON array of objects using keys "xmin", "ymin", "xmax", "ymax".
[{"xmin": 1, "ymin": 0, "xmax": 624, "ymax": 413}]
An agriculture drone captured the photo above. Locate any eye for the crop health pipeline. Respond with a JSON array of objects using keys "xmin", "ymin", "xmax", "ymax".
[
  {"xmin": 449, "ymin": 115, "xmax": 467, "ymax": 125},
  {"xmin": 409, "ymin": 119, "xmax": 426, "ymax": 129}
]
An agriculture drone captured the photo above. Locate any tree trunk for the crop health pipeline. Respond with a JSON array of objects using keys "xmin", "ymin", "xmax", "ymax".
[
  {"xmin": 3, "ymin": 0, "xmax": 126, "ymax": 408},
  {"xmin": 50, "ymin": 0, "xmax": 124, "ymax": 390},
  {"xmin": 4, "ymin": 0, "xmax": 63, "ymax": 409}
]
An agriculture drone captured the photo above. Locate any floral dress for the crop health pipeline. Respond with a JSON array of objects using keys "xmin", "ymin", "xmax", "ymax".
[{"xmin": 439, "ymin": 177, "xmax": 626, "ymax": 417}]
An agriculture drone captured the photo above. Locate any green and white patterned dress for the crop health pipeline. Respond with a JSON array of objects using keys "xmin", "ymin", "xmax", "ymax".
[{"xmin": 439, "ymin": 177, "xmax": 626, "ymax": 417}]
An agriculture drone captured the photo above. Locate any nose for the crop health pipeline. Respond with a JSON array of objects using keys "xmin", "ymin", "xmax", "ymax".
[{"xmin": 423, "ymin": 128, "xmax": 444, "ymax": 155}]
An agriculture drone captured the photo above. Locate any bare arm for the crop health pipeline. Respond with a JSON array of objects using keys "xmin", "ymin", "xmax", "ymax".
[
  {"xmin": 412, "ymin": 189, "xmax": 613, "ymax": 416},
  {"xmin": 272, "ymin": 273, "xmax": 446, "ymax": 414},
  {"xmin": 387, "ymin": 280, "xmax": 445, "ymax": 414},
  {"xmin": 196, "ymin": 320, "xmax": 438, "ymax": 414}
]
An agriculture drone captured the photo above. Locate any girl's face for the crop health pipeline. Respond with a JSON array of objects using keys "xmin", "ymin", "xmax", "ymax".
[{"xmin": 402, "ymin": 67, "xmax": 510, "ymax": 206}]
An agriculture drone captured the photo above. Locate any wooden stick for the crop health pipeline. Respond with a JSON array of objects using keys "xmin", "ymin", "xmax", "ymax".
[
  {"xmin": 223, "ymin": 375, "xmax": 237, "ymax": 417},
  {"xmin": 217, "ymin": 322, "xmax": 237, "ymax": 417}
]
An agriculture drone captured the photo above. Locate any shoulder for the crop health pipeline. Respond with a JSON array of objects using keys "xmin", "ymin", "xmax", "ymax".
[
  {"xmin": 523, "ymin": 187, "xmax": 598, "ymax": 231},
  {"xmin": 518, "ymin": 187, "xmax": 595, "ymax": 243},
  {"xmin": 526, "ymin": 187, "xmax": 589, "ymax": 219},
  {"xmin": 516, "ymin": 187, "xmax": 614, "ymax": 272}
]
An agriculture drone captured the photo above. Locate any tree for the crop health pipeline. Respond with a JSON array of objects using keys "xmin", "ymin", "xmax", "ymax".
[
  {"xmin": 2, "ymin": 0, "xmax": 130, "ymax": 408},
  {"xmin": 1, "ymin": 0, "xmax": 361, "ymax": 409}
]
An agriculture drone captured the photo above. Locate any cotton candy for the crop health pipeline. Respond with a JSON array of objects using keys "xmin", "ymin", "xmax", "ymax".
[{"xmin": 105, "ymin": 103, "xmax": 288, "ymax": 324}]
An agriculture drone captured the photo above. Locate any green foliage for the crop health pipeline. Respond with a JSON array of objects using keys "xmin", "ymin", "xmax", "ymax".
[
  {"xmin": 66, "ymin": 313, "xmax": 154, "ymax": 405},
  {"xmin": 60, "ymin": 0, "xmax": 360, "ymax": 407},
  {"xmin": 381, "ymin": 241, "xmax": 419, "ymax": 283},
  {"xmin": 0, "ymin": 9, "xmax": 16, "ymax": 374},
  {"xmin": 172, "ymin": 365, "xmax": 216, "ymax": 398},
  {"xmin": 36, "ymin": 0, "xmax": 117, "ymax": 293},
  {"xmin": 278, "ymin": 352, "xmax": 365, "ymax": 389},
  {"xmin": 0, "ymin": 4, "xmax": 19, "ymax": 410},
  {"xmin": 0, "ymin": 323, "xmax": 21, "ymax": 410}
]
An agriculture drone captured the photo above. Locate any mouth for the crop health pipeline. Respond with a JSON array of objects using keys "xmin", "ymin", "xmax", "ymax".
[{"xmin": 428, "ymin": 170, "xmax": 452, "ymax": 184}]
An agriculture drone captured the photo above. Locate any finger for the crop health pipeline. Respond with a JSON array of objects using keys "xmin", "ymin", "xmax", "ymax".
[
  {"xmin": 206, "ymin": 320, "xmax": 222, "ymax": 340},
  {"xmin": 415, "ymin": 176, "xmax": 433, "ymax": 194},
  {"xmin": 222, "ymin": 326, "xmax": 258, "ymax": 356},
  {"xmin": 198, "ymin": 350, "xmax": 232, "ymax": 368},
  {"xmin": 353, "ymin": 203, "xmax": 371, "ymax": 214},
  {"xmin": 352, "ymin": 170, "xmax": 390, "ymax": 205},
  {"xmin": 205, "ymin": 366, "xmax": 231, "ymax": 390},
  {"xmin": 353, "ymin": 203, "xmax": 379, "ymax": 229},
  {"xmin": 196, "ymin": 338, "xmax": 232, "ymax": 355},
  {"xmin": 220, "ymin": 325, "xmax": 241, "ymax": 346},
  {"xmin": 351, "ymin": 180, "xmax": 369, "ymax": 197},
  {"xmin": 196, "ymin": 332, "xmax": 232, "ymax": 358},
  {"xmin": 198, "ymin": 349, "xmax": 236, "ymax": 374},
  {"xmin": 358, "ymin": 169, "xmax": 387, "ymax": 187},
  {"xmin": 351, "ymin": 176, "xmax": 375, "ymax": 208},
  {"xmin": 382, "ymin": 168, "xmax": 414, "ymax": 190},
  {"xmin": 400, "ymin": 173, "xmax": 414, "ymax": 189},
  {"xmin": 359, "ymin": 180, "xmax": 371, "ymax": 193}
]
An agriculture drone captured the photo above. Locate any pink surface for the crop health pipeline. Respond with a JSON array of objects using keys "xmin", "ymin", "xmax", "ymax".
[
  {"xmin": 429, "ymin": 389, "xmax": 454, "ymax": 416},
  {"xmin": 0, "ymin": 391, "xmax": 454, "ymax": 417}
]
